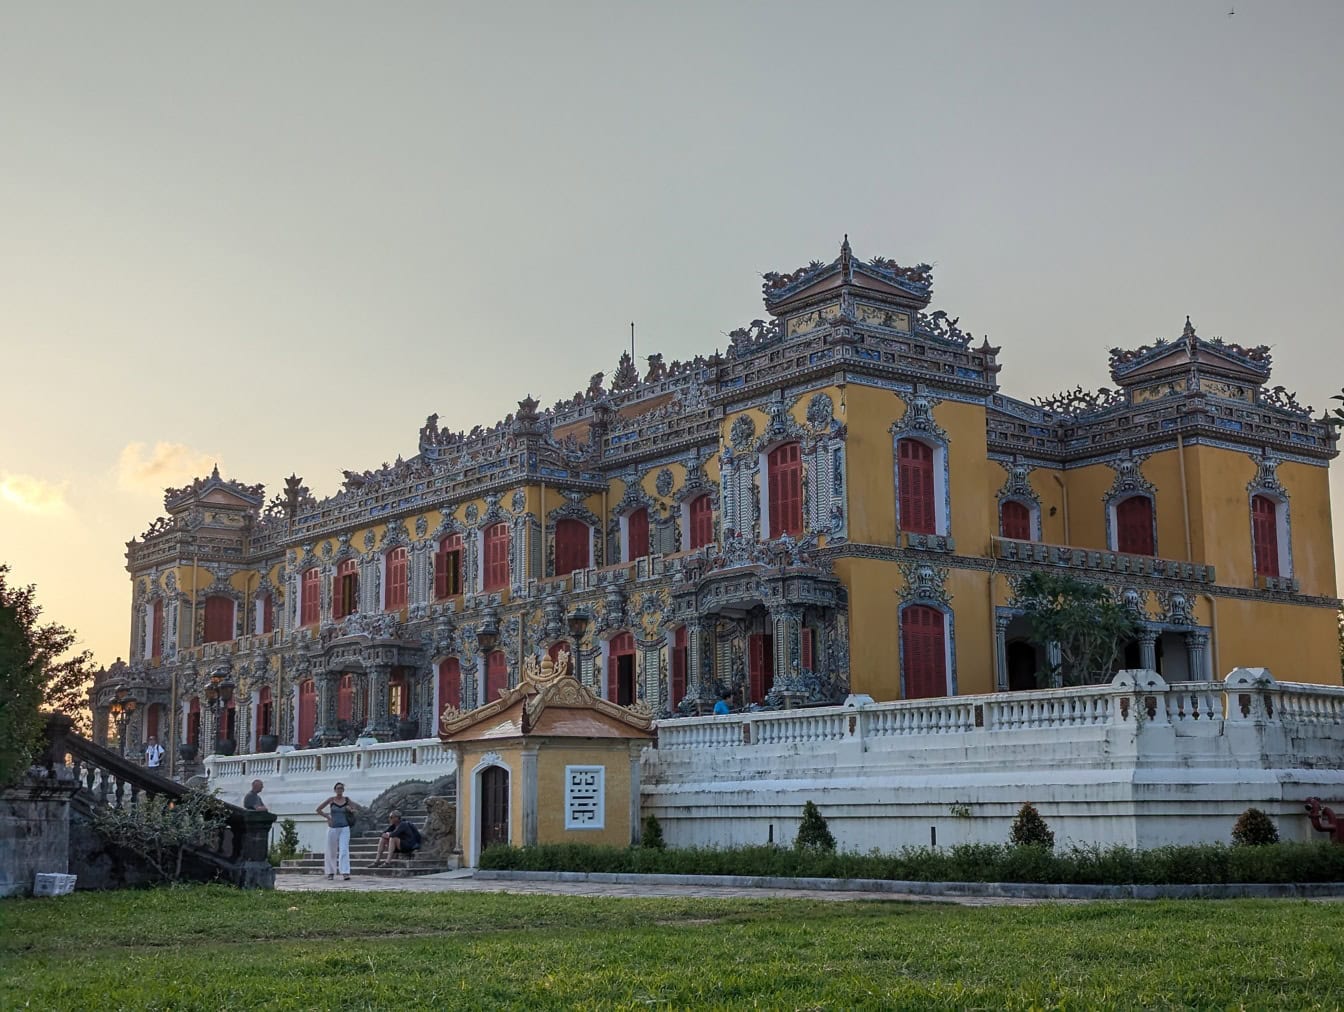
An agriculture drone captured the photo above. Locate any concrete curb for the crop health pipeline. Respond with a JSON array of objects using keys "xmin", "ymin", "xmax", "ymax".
[{"xmin": 472, "ymin": 869, "xmax": 1344, "ymax": 900}]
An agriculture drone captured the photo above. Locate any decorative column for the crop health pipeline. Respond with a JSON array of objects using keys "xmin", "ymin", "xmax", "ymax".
[
  {"xmin": 682, "ymin": 617, "xmax": 714, "ymax": 714},
  {"xmin": 1137, "ymin": 627, "xmax": 1159, "ymax": 672},
  {"xmin": 1046, "ymin": 642, "xmax": 1063, "ymax": 688},
  {"xmin": 1185, "ymin": 630, "xmax": 1210, "ymax": 681},
  {"xmin": 769, "ymin": 605, "xmax": 804, "ymax": 702},
  {"xmin": 994, "ymin": 613, "xmax": 1011, "ymax": 691},
  {"xmin": 363, "ymin": 664, "xmax": 395, "ymax": 739},
  {"xmin": 521, "ymin": 747, "xmax": 539, "ymax": 846},
  {"xmin": 312, "ymin": 671, "xmax": 342, "ymax": 747}
]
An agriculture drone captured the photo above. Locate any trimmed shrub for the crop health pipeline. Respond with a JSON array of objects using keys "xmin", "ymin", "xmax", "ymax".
[
  {"xmin": 795, "ymin": 801, "xmax": 836, "ymax": 852},
  {"xmin": 1232, "ymin": 808, "xmax": 1280, "ymax": 847},
  {"xmin": 476, "ymin": 840, "xmax": 1344, "ymax": 884},
  {"xmin": 641, "ymin": 813, "xmax": 666, "ymax": 850},
  {"xmin": 1009, "ymin": 803, "xmax": 1055, "ymax": 849},
  {"xmin": 268, "ymin": 818, "xmax": 302, "ymax": 866}
]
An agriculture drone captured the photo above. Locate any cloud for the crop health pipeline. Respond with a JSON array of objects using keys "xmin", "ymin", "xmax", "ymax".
[
  {"xmin": 117, "ymin": 442, "xmax": 219, "ymax": 496},
  {"xmin": 0, "ymin": 472, "xmax": 70, "ymax": 515}
]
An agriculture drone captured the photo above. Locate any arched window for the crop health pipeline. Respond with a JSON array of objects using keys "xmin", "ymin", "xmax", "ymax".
[
  {"xmin": 257, "ymin": 686, "xmax": 273, "ymax": 739},
  {"xmin": 748, "ymin": 632, "xmax": 774, "ymax": 704},
  {"xmin": 689, "ymin": 494, "xmax": 714, "ymax": 550},
  {"xmin": 554, "ymin": 519, "xmax": 590, "ymax": 576},
  {"xmin": 337, "ymin": 673, "xmax": 355, "ymax": 723},
  {"xmin": 187, "ymin": 697, "xmax": 201, "ymax": 747},
  {"xmin": 1252, "ymin": 494, "xmax": 1281, "ymax": 578},
  {"xmin": 767, "ymin": 442, "xmax": 803, "ymax": 537},
  {"xmin": 901, "ymin": 605, "xmax": 947, "ymax": 699},
  {"xmin": 483, "ymin": 523, "xmax": 510, "ymax": 591},
  {"xmin": 626, "ymin": 508, "xmax": 650, "ymax": 562},
  {"xmin": 671, "ymin": 626, "xmax": 688, "ymax": 707},
  {"xmin": 150, "ymin": 600, "xmax": 164, "ymax": 659},
  {"xmin": 301, "ymin": 567, "xmax": 321, "ymax": 626},
  {"xmin": 333, "ymin": 559, "xmax": 359, "ymax": 619},
  {"xmin": 384, "ymin": 547, "xmax": 408, "ymax": 610},
  {"xmin": 999, "ymin": 500, "xmax": 1032, "ymax": 541},
  {"xmin": 897, "ymin": 439, "xmax": 936, "ymax": 535},
  {"xmin": 435, "ymin": 534, "xmax": 463, "ymax": 599},
  {"xmin": 438, "ymin": 658, "xmax": 461, "ymax": 712},
  {"xmin": 203, "ymin": 596, "xmax": 234, "ymax": 643},
  {"xmin": 298, "ymin": 679, "xmax": 316, "ymax": 746},
  {"xmin": 145, "ymin": 702, "xmax": 161, "ymax": 743},
  {"xmin": 485, "ymin": 650, "xmax": 509, "ymax": 701},
  {"xmin": 607, "ymin": 632, "xmax": 636, "ymax": 705},
  {"xmin": 1116, "ymin": 496, "xmax": 1155, "ymax": 555}
]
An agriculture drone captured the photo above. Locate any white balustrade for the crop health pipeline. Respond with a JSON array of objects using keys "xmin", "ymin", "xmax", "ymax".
[{"xmin": 208, "ymin": 737, "xmax": 454, "ymax": 786}]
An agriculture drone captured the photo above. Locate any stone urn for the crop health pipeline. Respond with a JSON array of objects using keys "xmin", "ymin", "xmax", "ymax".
[
  {"xmin": 177, "ymin": 742, "xmax": 198, "ymax": 762},
  {"xmin": 257, "ymin": 734, "xmax": 279, "ymax": 754},
  {"xmin": 396, "ymin": 718, "xmax": 419, "ymax": 741},
  {"xmin": 214, "ymin": 738, "xmax": 237, "ymax": 757}
]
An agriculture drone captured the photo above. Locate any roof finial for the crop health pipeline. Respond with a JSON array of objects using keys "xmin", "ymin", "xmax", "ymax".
[
  {"xmin": 210, "ymin": 462, "xmax": 220, "ymax": 479},
  {"xmin": 1183, "ymin": 315, "xmax": 1196, "ymax": 339},
  {"xmin": 840, "ymin": 234, "xmax": 853, "ymax": 279}
]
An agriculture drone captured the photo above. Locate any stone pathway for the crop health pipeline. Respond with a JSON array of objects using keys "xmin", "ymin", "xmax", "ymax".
[{"xmin": 274, "ymin": 870, "xmax": 1046, "ymax": 906}]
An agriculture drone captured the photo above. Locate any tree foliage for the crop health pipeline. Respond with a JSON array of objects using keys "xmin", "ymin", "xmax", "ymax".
[
  {"xmin": 1231, "ymin": 808, "xmax": 1280, "ymax": 847},
  {"xmin": 794, "ymin": 800, "xmax": 836, "ymax": 852},
  {"xmin": 640, "ymin": 813, "xmax": 666, "ymax": 850},
  {"xmin": 0, "ymin": 565, "xmax": 95, "ymax": 786},
  {"xmin": 1324, "ymin": 388, "xmax": 1344, "ymax": 429},
  {"xmin": 92, "ymin": 788, "xmax": 229, "ymax": 882},
  {"xmin": 1009, "ymin": 803, "xmax": 1056, "ymax": 849},
  {"xmin": 1015, "ymin": 572, "xmax": 1139, "ymax": 686}
]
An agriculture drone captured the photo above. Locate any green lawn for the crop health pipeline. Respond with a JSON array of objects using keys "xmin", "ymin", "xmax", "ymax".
[{"xmin": 4, "ymin": 887, "xmax": 1344, "ymax": 1009}]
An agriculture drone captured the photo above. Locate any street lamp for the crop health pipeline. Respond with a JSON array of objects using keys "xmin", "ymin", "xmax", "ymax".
[
  {"xmin": 108, "ymin": 685, "xmax": 138, "ymax": 757},
  {"xmin": 475, "ymin": 609, "xmax": 500, "ymax": 653}
]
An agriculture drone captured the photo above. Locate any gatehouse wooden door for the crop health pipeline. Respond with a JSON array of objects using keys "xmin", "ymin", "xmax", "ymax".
[{"xmin": 479, "ymin": 765, "xmax": 510, "ymax": 853}]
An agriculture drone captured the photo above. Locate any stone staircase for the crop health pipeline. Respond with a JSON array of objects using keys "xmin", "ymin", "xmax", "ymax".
[{"xmin": 280, "ymin": 802, "xmax": 455, "ymax": 878}]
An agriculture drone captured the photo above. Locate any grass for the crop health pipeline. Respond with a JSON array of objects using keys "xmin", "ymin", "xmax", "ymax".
[{"xmin": 5, "ymin": 887, "xmax": 1344, "ymax": 1008}]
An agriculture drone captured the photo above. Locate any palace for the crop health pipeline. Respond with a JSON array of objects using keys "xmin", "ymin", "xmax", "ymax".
[{"xmin": 91, "ymin": 239, "xmax": 1340, "ymax": 769}]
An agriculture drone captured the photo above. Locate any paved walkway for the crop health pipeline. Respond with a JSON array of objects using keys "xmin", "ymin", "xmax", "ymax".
[{"xmin": 274, "ymin": 870, "xmax": 1044, "ymax": 906}]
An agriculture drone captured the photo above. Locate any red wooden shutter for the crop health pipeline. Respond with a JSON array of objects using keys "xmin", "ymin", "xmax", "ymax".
[
  {"xmin": 188, "ymin": 697, "xmax": 202, "ymax": 746},
  {"xmin": 767, "ymin": 442, "xmax": 803, "ymax": 537},
  {"xmin": 748, "ymin": 633, "xmax": 774, "ymax": 703},
  {"xmin": 436, "ymin": 535, "xmax": 462, "ymax": 598},
  {"xmin": 261, "ymin": 593, "xmax": 274, "ymax": 634},
  {"xmin": 627, "ymin": 508, "xmax": 650, "ymax": 561},
  {"xmin": 689, "ymin": 494, "xmax": 713, "ymax": 549},
  {"xmin": 257, "ymin": 686, "xmax": 272, "ymax": 737},
  {"xmin": 672, "ymin": 626, "xmax": 687, "ymax": 706},
  {"xmin": 203, "ymin": 596, "xmax": 233, "ymax": 643},
  {"xmin": 484, "ymin": 524, "xmax": 510, "ymax": 591},
  {"xmin": 554, "ymin": 519, "xmax": 589, "ymax": 576},
  {"xmin": 146, "ymin": 703, "xmax": 160, "ymax": 742},
  {"xmin": 337, "ymin": 674, "xmax": 354, "ymax": 722},
  {"xmin": 898, "ymin": 439, "xmax": 936, "ymax": 535},
  {"xmin": 302, "ymin": 568, "xmax": 320, "ymax": 625},
  {"xmin": 486, "ymin": 651, "xmax": 509, "ymax": 700},
  {"xmin": 385, "ymin": 548, "xmax": 408, "ymax": 610},
  {"xmin": 1252, "ymin": 495, "xmax": 1280, "ymax": 577},
  {"xmin": 438, "ymin": 658, "xmax": 461, "ymax": 711},
  {"xmin": 901, "ymin": 605, "xmax": 947, "ymax": 699},
  {"xmin": 801, "ymin": 627, "xmax": 815, "ymax": 671},
  {"xmin": 298, "ymin": 681, "xmax": 316, "ymax": 745},
  {"xmin": 334, "ymin": 559, "xmax": 359, "ymax": 618},
  {"xmin": 607, "ymin": 632, "xmax": 635, "ymax": 702},
  {"xmin": 151, "ymin": 600, "xmax": 164, "ymax": 659},
  {"xmin": 1116, "ymin": 496, "xmax": 1155, "ymax": 555},
  {"xmin": 1000, "ymin": 500, "xmax": 1031, "ymax": 541}
]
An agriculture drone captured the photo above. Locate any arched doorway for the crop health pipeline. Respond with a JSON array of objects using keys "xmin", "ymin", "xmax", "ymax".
[
  {"xmin": 1006, "ymin": 641, "xmax": 1038, "ymax": 691},
  {"xmin": 479, "ymin": 765, "xmax": 510, "ymax": 857}
]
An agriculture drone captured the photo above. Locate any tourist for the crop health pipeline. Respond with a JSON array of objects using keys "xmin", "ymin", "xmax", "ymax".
[
  {"xmin": 144, "ymin": 735, "xmax": 164, "ymax": 769},
  {"xmin": 371, "ymin": 810, "xmax": 421, "ymax": 865},
  {"xmin": 713, "ymin": 691, "xmax": 732, "ymax": 716},
  {"xmin": 316, "ymin": 782, "xmax": 360, "ymax": 881},
  {"xmin": 243, "ymin": 779, "xmax": 268, "ymax": 812}
]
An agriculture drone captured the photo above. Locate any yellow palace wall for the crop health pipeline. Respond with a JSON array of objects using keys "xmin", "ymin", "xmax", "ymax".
[{"xmin": 535, "ymin": 742, "xmax": 634, "ymax": 848}]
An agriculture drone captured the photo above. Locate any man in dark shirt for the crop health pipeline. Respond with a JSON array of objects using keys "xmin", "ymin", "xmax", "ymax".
[
  {"xmin": 243, "ymin": 779, "xmax": 268, "ymax": 812},
  {"xmin": 372, "ymin": 810, "xmax": 420, "ymax": 865}
]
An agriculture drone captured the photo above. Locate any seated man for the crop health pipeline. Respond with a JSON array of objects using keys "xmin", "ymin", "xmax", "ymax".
[{"xmin": 372, "ymin": 810, "xmax": 421, "ymax": 865}]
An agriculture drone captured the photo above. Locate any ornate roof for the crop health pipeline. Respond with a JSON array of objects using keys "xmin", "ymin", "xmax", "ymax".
[
  {"xmin": 162, "ymin": 465, "xmax": 265, "ymax": 513},
  {"xmin": 1109, "ymin": 317, "xmax": 1272, "ymax": 385},
  {"xmin": 761, "ymin": 235, "xmax": 934, "ymax": 310}
]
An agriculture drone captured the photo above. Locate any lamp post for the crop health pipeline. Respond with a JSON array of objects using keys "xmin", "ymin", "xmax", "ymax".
[
  {"xmin": 108, "ymin": 685, "xmax": 138, "ymax": 758},
  {"xmin": 475, "ymin": 609, "xmax": 500, "ymax": 654},
  {"xmin": 204, "ymin": 671, "xmax": 236, "ymax": 755}
]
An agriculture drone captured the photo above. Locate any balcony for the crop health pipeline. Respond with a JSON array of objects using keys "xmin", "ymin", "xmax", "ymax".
[{"xmin": 993, "ymin": 537, "xmax": 1216, "ymax": 584}]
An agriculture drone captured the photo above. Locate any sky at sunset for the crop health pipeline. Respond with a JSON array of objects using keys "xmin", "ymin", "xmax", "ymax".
[{"xmin": 1, "ymin": 2, "xmax": 1341, "ymax": 669}]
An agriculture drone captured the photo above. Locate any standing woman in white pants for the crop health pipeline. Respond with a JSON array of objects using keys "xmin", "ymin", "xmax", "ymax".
[{"xmin": 316, "ymin": 782, "xmax": 360, "ymax": 880}]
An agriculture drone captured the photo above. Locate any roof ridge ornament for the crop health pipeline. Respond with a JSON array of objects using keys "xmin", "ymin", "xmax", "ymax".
[{"xmin": 840, "ymin": 234, "xmax": 853, "ymax": 281}]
